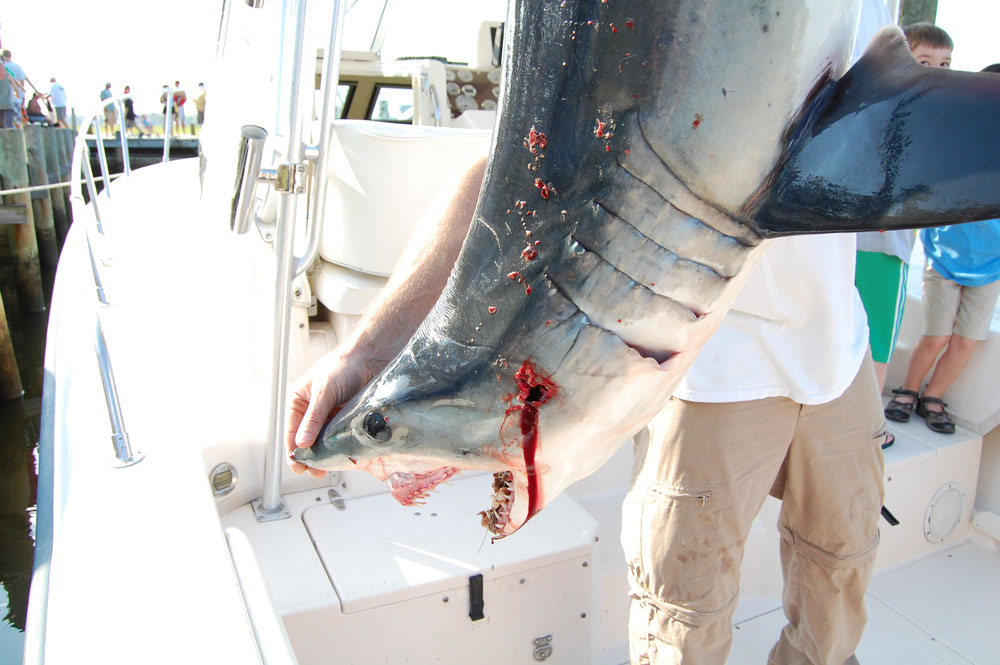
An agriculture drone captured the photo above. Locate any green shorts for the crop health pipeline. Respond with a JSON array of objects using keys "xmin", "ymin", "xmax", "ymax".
[{"xmin": 855, "ymin": 251, "xmax": 908, "ymax": 364}]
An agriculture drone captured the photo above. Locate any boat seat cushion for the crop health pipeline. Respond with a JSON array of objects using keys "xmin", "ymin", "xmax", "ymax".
[{"xmin": 319, "ymin": 120, "xmax": 492, "ymax": 278}]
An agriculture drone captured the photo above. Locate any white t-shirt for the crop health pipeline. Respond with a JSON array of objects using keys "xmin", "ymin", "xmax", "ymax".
[
  {"xmin": 674, "ymin": 233, "xmax": 869, "ymax": 405},
  {"xmin": 49, "ymin": 82, "xmax": 67, "ymax": 107},
  {"xmin": 675, "ymin": 0, "xmax": 887, "ymax": 406}
]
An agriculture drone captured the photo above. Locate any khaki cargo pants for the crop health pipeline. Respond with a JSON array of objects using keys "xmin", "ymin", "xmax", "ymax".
[{"xmin": 622, "ymin": 353, "xmax": 886, "ymax": 665}]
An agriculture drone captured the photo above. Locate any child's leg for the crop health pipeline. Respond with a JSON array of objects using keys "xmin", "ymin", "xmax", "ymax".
[{"xmin": 922, "ymin": 277, "xmax": 1000, "ymax": 401}]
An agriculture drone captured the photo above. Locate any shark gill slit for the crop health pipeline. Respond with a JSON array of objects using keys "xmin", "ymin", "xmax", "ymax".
[
  {"xmin": 591, "ymin": 199, "xmax": 730, "ymax": 280},
  {"xmin": 627, "ymin": 109, "xmax": 763, "ymax": 248},
  {"xmin": 568, "ymin": 231, "xmax": 721, "ymax": 315},
  {"xmin": 593, "ymin": 168, "xmax": 749, "ymax": 278},
  {"xmin": 545, "ymin": 269, "xmax": 682, "ymax": 365}
]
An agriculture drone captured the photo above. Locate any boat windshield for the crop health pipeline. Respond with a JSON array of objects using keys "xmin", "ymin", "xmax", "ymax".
[{"xmin": 343, "ymin": 0, "xmax": 507, "ymax": 64}]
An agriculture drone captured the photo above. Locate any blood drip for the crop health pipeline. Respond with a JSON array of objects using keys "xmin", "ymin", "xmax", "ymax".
[{"xmin": 503, "ymin": 360, "xmax": 559, "ymax": 523}]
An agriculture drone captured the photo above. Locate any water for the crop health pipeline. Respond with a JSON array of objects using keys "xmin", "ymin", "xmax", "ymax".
[{"xmin": 0, "ymin": 230, "xmax": 52, "ymax": 665}]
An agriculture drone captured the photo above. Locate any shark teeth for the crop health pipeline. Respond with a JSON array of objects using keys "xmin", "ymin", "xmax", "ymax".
[{"xmin": 479, "ymin": 471, "xmax": 515, "ymax": 535}]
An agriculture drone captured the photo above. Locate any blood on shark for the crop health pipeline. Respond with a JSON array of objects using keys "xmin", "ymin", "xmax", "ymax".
[{"xmin": 296, "ymin": 1, "xmax": 1000, "ymax": 536}]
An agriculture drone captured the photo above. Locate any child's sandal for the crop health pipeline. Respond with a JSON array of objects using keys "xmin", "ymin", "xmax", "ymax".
[
  {"xmin": 916, "ymin": 396, "xmax": 955, "ymax": 434},
  {"xmin": 884, "ymin": 388, "xmax": 919, "ymax": 423}
]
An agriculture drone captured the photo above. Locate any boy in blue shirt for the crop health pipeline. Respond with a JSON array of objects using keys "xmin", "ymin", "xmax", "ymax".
[{"xmin": 885, "ymin": 216, "xmax": 1000, "ymax": 433}]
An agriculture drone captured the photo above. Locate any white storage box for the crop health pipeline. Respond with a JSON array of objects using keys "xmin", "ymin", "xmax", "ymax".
[{"xmin": 294, "ymin": 473, "xmax": 600, "ymax": 664}]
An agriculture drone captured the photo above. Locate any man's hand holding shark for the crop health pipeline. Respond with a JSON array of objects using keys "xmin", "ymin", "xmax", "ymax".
[{"xmin": 285, "ymin": 158, "xmax": 487, "ymax": 479}]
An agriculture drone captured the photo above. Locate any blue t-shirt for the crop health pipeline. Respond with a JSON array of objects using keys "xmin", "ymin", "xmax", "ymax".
[
  {"xmin": 0, "ymin": 66, "xmax": 13, "ymax": 111},
  {"xmin": 920, "ymin": 220, "xmax": 1000, "ymax": 287},
  {"xmin": 100, "ymin": 87, "xmax": 113, "ymax": 101}
]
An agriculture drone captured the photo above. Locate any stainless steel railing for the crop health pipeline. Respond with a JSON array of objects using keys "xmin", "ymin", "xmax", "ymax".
[
  {"xmin": 24, "ymin": 67, "xmax": 194, "ymax": 665},
  {"xmin": 68, "ymin": 93, "xmax": 160, "ymax": 467},
  {"xmin": 265, "ymin": 0, "xmax": 344, "ymax": 519}
]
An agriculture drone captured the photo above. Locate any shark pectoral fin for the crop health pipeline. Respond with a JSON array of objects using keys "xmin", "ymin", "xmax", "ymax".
[{"xmin": 749, "ymin": 25, "xmax": 1000, "ymax": 238}]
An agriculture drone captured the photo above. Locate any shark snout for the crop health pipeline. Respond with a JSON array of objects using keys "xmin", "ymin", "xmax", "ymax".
[{"xmin": 292, "ymin": 419, "xmax": 367, "ymax": 471}]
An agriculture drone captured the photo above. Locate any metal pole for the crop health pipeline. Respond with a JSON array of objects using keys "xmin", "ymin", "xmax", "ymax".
[
  {"xmin": 295, "ymin": 0, "xmax": 343, "ymax": 278},
  {"xmin": 85, "ymin": 231, "xmax": 108, "ymax": 305},
  {"xmin": 92, "ymin": 116, "xmax": 113, "ymax": 198},
  {"xmin": 163, "ymin": 86, "xmax": 174, "ymax": 163},
  {"xmin": 94, "ymin": 312, "xmax": 143, "ymax": 466},
  {"xmin": 81, "ymin": 147, "xmax": 103, "ymax": 232},
  {"xmin": 117, "ymin": 99, "xmax": 132, "ymax": 176},
  {"xmin": 258, "ymin": 0, "xmax": 310, "ymax": 520}
]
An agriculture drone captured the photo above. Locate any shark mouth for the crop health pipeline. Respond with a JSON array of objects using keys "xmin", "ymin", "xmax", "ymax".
[
  {"xmin": 387, "ymin": 467, "xmax": 461, "ymax": 504},
  {"xmin": 388, "ymin": 467, "xmax": 524, "ymax": 537}
]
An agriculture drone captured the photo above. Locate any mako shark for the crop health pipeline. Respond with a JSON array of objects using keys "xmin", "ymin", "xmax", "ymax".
[{"xmin": 295, "ymin": 0, "xmax": 1000, "ymax": 537}]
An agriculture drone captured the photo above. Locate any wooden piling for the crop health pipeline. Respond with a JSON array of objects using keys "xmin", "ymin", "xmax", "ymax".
[
  {"xmin": 23, "ymin": 127, "xmax": 59, "ymax": 268},
  {"xmin": 0, "ymin": 129, "xmax": 46, "ymax": 312},
  {"xmin": 55, "ymin": 129, "xmax": 73, "ymax": 226},
  {"xmin": 42, "ymin": 128, "xmax": 69, "ymax": 247},
  {"xmin": 59, "ymin": 129, "xmax": 74, "ymax": 177},
  {"xmin": 0, "ymin": 291, "xmax": 24, "ymax": 398}
]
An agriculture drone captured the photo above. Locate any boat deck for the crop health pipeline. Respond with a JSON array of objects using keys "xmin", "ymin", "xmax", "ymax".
[
  {"xmin": 727, "ymin": 401, "xmax": 1000, "ymax": 665},
  {"xmin": 730, "ymin": 541, "xmax": 1000, "ymax": 664}
]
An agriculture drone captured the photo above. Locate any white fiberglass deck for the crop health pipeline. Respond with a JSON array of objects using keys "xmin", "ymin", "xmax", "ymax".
[
  {"xmin": 727, "ymin": 403, "xmax": 998, "ymax": 665},
  {"xmin": 729, "ymin": 542, "xmax": 1000, "ymax": 665}
]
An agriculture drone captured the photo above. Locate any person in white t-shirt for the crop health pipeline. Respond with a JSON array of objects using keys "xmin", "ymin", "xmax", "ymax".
[
  {"xmin": 622, "ymin": 232, "xmax": 886, "ymax": 665},
  {"xmin": 620, "ymin": 7, "xmax": 892, "ymax": 663},
  {"xmin": 48, "ymin": 77, "xmax": 68, "ymax": 128}
]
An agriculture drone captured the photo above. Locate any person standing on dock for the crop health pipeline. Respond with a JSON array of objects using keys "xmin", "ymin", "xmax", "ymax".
[
  {"xmin": 172, "ymin": 80, "xmax": 187, "ymax": 134},
  {"xmin": 48, "ymin": 77, "xmax": 67, "ymax": 128},
  {"xmin": 99, "ymin": 82, "xmax": 115, "ymax": 134},
  {"xmin": 1, "ymin": 50, "xmax": 28, "ymax": 128},
  {"xmin": 194, "ymin": 83, "xmax": 206, "ymax": 129},
  {"xmin": 122, "ymin": 85, "xmax": 142, "ymax": 138},
  {"xmin": 0, "ymin": 57, "xmax": 16, "ymax": 129}
]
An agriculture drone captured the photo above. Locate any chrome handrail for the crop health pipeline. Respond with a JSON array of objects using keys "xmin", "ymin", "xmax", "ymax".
[
  {"xmin": 68, "ymin": 92, "xmax": 160, "ymax": 467},
  {"xmin": 256, "ymin": 0, "xmax": 345, "ymax": 521},
  {"xmin": 93, "ymin": 309, "xmax": 144, "ymax": 467},
  {"xmin": 81, "ymin": 146, "xmax": 103, "ymax": 230},
  {"xmin": 162, "ymin": 86, "xmax": 174, "ymax": 163},
  {"xmin": 117, "ymin": 99, "xmax": 132, "ymax": 176},
  {"xmin": 257, "ymin": 0, "xmax": 312, "ymax": 521},
  {"xmin": 294, "ymin": 0, "xmax": 344, "ymax": 279},
  {"xmin": 92, "ymin": 114, "xmax": 113, "ymax": 198}
]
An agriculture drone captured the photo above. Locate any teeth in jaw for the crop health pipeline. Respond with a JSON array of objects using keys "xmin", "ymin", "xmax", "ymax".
[{"xmin": 479, "ymin": 471, "xmax": 515, "ymax": 534}]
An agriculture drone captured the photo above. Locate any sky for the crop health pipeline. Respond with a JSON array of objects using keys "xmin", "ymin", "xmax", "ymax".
[
  {"xmin": 1, "ymin": 0, "xmax": 997, "ymax": 119},
  {"xmin": 1, "ymin": 0, "xmax": 221, "ymax": 117}
]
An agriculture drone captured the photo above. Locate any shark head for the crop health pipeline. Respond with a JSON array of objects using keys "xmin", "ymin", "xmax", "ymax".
[
  {"xmin": 294, "ymin": 294, "xmax": 718, "ymax": 537},
  {"xmin": 294, "ymin": 343, "xmax": 561, "ymax": 536}
]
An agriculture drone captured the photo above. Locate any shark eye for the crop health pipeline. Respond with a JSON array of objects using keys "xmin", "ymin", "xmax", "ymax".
[{"xmin": 362, "ymin": 411, "xmax": 392, "ymax": 443}]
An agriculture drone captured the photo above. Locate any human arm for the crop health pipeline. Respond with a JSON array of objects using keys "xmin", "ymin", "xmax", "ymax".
[{"xmin": 285, "ymin": 154, "xmax": 487, "ymax": 476}]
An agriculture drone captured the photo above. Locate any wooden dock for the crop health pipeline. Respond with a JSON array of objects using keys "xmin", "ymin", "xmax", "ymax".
[{"xmin": 1, "ymin": 126, "xmax": 75, "ymax": 397}]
